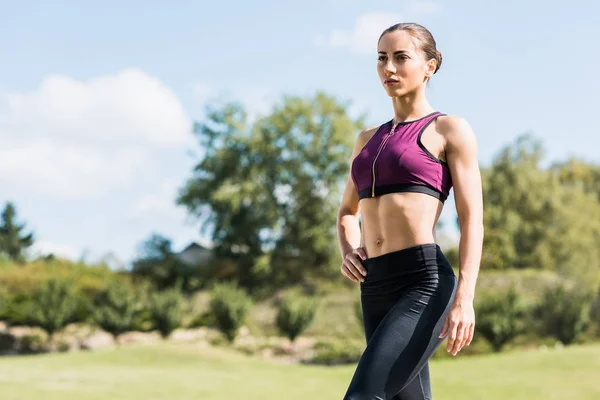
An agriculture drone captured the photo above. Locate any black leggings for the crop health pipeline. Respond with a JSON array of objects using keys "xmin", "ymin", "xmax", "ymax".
[{"xmin": 343, "ymin": 243, "xmax": 457, "ymax": 400}]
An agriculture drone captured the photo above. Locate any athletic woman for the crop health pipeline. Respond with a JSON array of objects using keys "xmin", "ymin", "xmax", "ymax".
[{"xmin": 337, "ymin": 23, "xmax": 484, "ymax": 400}]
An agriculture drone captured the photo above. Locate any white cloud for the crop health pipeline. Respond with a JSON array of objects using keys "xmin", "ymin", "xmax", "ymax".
[
  {"xmin": 0, "ymin": 137, "xmax": 147, "ymax": 198},
  {"xmin": 193, "ymin": 82, "xmax": 275, "ymax": 121},
  {"xmin": 129, "ymin": 179, "xmax": 183, "ymax": 220},
  {"xmin": 0, "ymin": 69, "xmax": 193, "ymax": 198},
  {"xmin": 315, "ymin": 2, "xmax": 441, "ymax": 55}
]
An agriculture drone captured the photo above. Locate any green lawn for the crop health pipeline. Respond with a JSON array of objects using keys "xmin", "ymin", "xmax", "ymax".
[{"xmin": 0, "ymin": 342, "xmax": 598, "ymax": 399}]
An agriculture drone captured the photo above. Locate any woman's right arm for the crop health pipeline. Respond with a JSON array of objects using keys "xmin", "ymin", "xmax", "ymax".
[{"xmin": 336, "ymin": 127, "xmax": 377, "ymax": 282}]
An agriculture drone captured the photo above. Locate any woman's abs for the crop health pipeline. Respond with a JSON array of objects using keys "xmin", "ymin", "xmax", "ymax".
[{"xmin": 359, "ymin": 193, "xmax": 444, "ymax": 258}]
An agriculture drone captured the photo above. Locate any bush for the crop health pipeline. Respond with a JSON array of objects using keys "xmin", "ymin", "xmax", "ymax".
[
  {"xmin": 533, "ymin": 282, "xmax": 594, "ymax": 345},
  {"xmin": 275, "ymin": 293, "xmax": 318, "ymax": 342},
  {"xmin": 92, "ymin": 280, "xmax": 145, "ymax": 343},
  {"xmin": 590, "ymin": 286, "xmax": 600, "ymax": 337},
  {"xmin": 0, "ymin": 259, "xmax": 123, "ymax": 325},
  {"xmin": 475, "ymin": 284, "xmax": 528, "ymax": 352},
  {"xmin": 209, "ymin": 282, "xmax": 252, "ymax": 343},
  {"xmin": 149, "ymin": 288, "xmax": 185, "ymax": 339},
  {"xmin": 26, "ymin": 278, "xmax": 80, "ymax": 341},
  {"xmin": 308, "ymin": 338, "xmax": 364, "ymax": 365},
  {"xmin": 354, "ymin": 294, "xmax": 363, "ymax": 324}
]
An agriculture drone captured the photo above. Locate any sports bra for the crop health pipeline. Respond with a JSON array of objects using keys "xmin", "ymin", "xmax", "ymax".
[{"xmin": 351, "ymin": 111, "xmax": 452, "ymax": 203}]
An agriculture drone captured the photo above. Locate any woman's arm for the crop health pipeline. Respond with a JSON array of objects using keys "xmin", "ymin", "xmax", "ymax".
[
  {"xmin": 437, "ymin": 115, "xmax": 484, "ymax": 355},
  {"xmin": 336, "ymin": 127, "xmax": 377, "ymax": 281}
]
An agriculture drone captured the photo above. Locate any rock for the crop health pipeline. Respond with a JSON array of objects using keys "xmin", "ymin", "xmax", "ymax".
[
  {"xmin": 170, "ymin": 328, "xmax": 209, "ymax": 342},
  {"xmin": 80, "ymin": 330, "xmax": 115, "ymax": 351},
  {"xmin": 238, "ymin": 326, "xmax": 250, "ymax": 337},
  {"xmin": 117, "ymin": 331, "xmax": 162, "ymax": 346}
]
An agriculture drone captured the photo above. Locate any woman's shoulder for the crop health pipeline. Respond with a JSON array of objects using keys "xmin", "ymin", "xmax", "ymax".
[
  {"xmin": 355, "ymin": 123, "xmax": 385, "ymax": 148},
  {"xmin": 435, "ymin": 114, "xmax": 477, "ymax": 152},
  {"xmin": 435, "ymin": 114, "xmax": 471, "ymax": 132}
]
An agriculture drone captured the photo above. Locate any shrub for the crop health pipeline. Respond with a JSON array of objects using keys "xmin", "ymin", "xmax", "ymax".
[
  {"xmin": 590, "ymin": 285, "xmax": 600, "ymax": 337},
  {"xmin": 354, "ymin": 294, "xmax": 363, "ymax": 324},
  {"xmin": 149, "ymin": 288, "xmax": 185, "ymax": 339},
  {"xmin": 475, "ymin": 284, "xmax": 528, "ymax": 352},
  {"xmin": 92, "ymin": 280, "xmax": 145, "ymax": 344},
  {"xmin": 533, "ymin": 282, "xmax": 594, "ymax": 345},
  {"xmin": 26, "ymin": 278, "xmax": 80, "ymax": 342},
  {"xmin": 275, "ymin": 293, "xmax": 318, "ymax": 342},
  {"xmin": 209, "ymin": 282, "xmax": 252, "ymax": 343},
  {"xmin": 308, "ymin": 338, "xmax": 364, "ymax": 365}
]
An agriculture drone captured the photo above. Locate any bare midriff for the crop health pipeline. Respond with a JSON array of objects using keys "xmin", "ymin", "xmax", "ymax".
[{"xmin": 359, "ymin": 192, "xmax": 444, "ymax": 258}]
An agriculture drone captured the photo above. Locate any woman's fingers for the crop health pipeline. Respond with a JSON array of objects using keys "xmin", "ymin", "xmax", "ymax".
[
  {"xmin": 439, "ymin": 315, "xmax": 449, "ymax": 338},
  {"xmin": 446, "ymin": 319, "xmax": 459, "ymax": 353},
  {"xmin": 341, "ymin": 262, "xmax": 363, "ymax": 282},
  {"xmin": 340, "ymin": 250, "xmax": 367, "ymax": 282},
  {"xmin": 451, "ymin": 323, "xmax": 466, "ymax": 355},
  {"xmin": 341, "ymin": 264, "xmax": 359, "ymax": 282},
  {"xmin": 348, "ymin": 256, "xmax": 367, "ymax": 278},
  {"xmin": 354, "ymin": 247, "xmax": 367, "ymax": 260},
  {"xmin": 467, "ymin": 323, "xmax": 475, "ymax": 346}
]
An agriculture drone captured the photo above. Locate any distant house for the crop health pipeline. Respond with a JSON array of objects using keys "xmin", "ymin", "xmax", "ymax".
[{"xmin": 176, "ymin": 241, "xmax": 213, "ymax": 267}]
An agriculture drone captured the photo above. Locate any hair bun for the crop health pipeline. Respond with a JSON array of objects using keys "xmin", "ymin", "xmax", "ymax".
[{"xmin": 435, "ymin": 49, "xmax": 443, "ymax": 73}]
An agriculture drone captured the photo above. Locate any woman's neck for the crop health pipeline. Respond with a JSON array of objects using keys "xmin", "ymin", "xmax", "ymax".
[{"xmin": 390, "ymin": 91, "xmax": 434, "ymax": 125}]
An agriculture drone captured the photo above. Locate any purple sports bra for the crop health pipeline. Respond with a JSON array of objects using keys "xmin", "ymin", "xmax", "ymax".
[{"xmin": 351, "ymin": 111, "xmax": 452, "ymax": 203}]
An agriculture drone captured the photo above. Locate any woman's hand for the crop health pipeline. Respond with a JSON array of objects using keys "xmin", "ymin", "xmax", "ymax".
[
  {"xmin": 341, "ymin": 247, "xmax": 368, "ymax": 282},
  {"xmin": 439, "ymin": 297, "xmax": 475, "ymax": 356}
]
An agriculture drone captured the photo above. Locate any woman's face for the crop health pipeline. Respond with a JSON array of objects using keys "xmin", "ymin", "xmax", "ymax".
[{"xmin": 377, "ymin": 30, "xmax": 435, "ymax": 97}]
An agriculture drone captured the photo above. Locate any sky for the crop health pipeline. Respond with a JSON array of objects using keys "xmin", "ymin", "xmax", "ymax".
[{"xmin": 1, "ymin": 0, "xmax": 599, "ymax": 266}]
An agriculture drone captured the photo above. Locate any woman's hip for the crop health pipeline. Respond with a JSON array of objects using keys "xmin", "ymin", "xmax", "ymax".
[{"xmin": 359, "ymin": 243, "xmax": 456, "ymax": 298}]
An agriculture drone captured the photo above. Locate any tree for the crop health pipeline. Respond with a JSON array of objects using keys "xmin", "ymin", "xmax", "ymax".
[
  {"xmin": 0, "ymin": 202, "xmax": 34, "ymax": 264},
  {"xmin": 209, "ymin": 282, "xmax": 253, "ymax": 343},
  {"xmin": 481, "ymin": 134, "xmax": 559, "ymax": 270},
  {"xmin": 131, "ymin": 233, "xmax": 196, "ymax": 292},
  {"xmin": 475, "ymin": 285, "xmax": 527, "ymax": 352},
  {"xmin": 149, "ymin": 287, "xmax": 184, "ymax": 339},
  {"xmin": 275, "ymin": 292, "xmax": 319, "ymax": 343},
  {"xmin": 27, "ymin": 278, "xmax": 80, "ymax": 343},
  {"xmin": 92, "ymin": 280, "xmax": 145, "ymax": 345},
  {"xmin": 480, "ymin": 134, "xmax": 600, "ymax": 282},
  {"xmin": 533, "ymin": 282, "xmax": 594, "ymax": 345},
  {"xmin": 552, "ymin": 157, "xmax": 600, "ymax": 201},
  {"xmin": 177, "ymin": 92, "xmax": 365, "ymax": 291}
]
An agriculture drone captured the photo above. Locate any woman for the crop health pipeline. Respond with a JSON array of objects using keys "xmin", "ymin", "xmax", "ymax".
[{"xmin": 337, "ymin": 23, "xmax": 484, "ymax": 400}]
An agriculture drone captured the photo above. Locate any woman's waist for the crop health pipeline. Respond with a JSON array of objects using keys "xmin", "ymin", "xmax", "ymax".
[
  {"xmin": 361, "ymin": 231, "xmax": 437, "ymax": 259},
  {"xmin": 360, "ymin": 243, "xmax": 455, "ymax": 281}
]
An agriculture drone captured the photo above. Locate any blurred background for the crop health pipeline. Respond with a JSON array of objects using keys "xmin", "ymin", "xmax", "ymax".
[{"xmin": 1, "ymin": 0, "xmax": 599, "ymax": 399}]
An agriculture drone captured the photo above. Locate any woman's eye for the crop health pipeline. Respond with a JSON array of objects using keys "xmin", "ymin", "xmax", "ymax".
[{"xmin": 378, "ymin": 56, "xmax": 386, "ymax": 61}]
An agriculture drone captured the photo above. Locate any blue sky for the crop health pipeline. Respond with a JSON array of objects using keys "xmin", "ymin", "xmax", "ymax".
[{"xmin": 1, "ymin": 0, "xmax": 598, "ymax": 266}]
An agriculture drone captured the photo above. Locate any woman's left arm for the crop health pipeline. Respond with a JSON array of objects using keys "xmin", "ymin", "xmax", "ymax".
[{"xmin": 437, "ymin": 115, "xmax": 484, "ymax": 356}]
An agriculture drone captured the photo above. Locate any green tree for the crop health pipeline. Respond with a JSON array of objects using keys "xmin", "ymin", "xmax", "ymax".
[
  {"xmin": 27, "ymin": 278, "xmax": 80, "ymax": 342},
  {"xmin": 552, "ymin": 158, "xmax": 600, "ymax": 201},
  {"xmin": 475, "ymin": 285, "xmax": 527, "ymax": 352},
  {"xmin": 275, "ymin": 292, "xmax": 319, "ymax": 343},
  {"xmin": 481, "ymin": 134, "xmax": 559, "ymax": 270},
  {"xmin": 0, "ymin": 202, "xmax": 34, "ymax": 264},
  {"xmin": 149, "ymin": 287, "xmax": 184, "ymax": 339},
  {"xmin": 533, "ymin": 282, "xmax": 593, "ymax": 345},
  {"xmin": 481, "ymin": 134, "xmax": 600, "ymax": 282},
  {"xmin": 92, "ymin": 280, "xmax": 145, "ymax": 345},
  {"xmin": 209, "ymin": 282, "xmax": 252, "ymax": 343},
  {"xmin": 131, "ymin": 233, "xmax": 196, "ymax": 292},
  {"xmin": 177, "ymin": 92, "xmax": 365, "ymax": 291}
]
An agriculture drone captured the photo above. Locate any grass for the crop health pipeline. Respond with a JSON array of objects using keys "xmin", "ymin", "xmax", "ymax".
[{"xmin": 0, "ymin": 341, "xmax": 598, "ymax": 399}]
